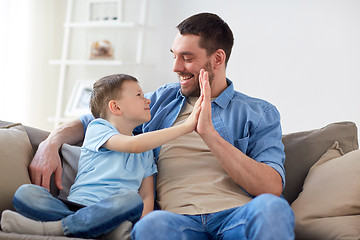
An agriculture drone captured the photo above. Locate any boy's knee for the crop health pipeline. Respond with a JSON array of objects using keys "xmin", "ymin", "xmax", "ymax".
[{"xmin": 14, "ymin": 184, "xmax": 41, "ymax": 201}]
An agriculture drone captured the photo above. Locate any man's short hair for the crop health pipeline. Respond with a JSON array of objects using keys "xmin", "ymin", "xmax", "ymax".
[{"xmin": 177, "ymin": 13, "xmax": 234, "ymax": 66}]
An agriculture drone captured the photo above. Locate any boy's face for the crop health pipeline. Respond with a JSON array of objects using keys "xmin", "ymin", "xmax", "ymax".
[
  {"xmin": 171, "ymin": 33, "xmax": 214, "ymax": 97},
  {"xmin": 117, "ymin": 81, "xmax": 151, "ymax": 124}
]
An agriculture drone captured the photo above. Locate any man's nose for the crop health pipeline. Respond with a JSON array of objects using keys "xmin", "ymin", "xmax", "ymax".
[{"xmin": 173, "ymin": 58, "xmax": 184, "ymax": 73}]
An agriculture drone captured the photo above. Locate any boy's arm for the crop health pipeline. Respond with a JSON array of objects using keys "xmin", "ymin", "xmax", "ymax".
[
  {"xmin": 104, "ymin": 96, "xmax": 202, "ymax": 153},
  {"xmin": 138, "ymin": 175, "xmax": 155, "ymax": 218}
]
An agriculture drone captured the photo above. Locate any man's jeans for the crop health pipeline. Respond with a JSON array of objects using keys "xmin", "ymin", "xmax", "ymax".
[
  {"xmin": 132, "ymin": 194, "xmax": 295, "ymax": 240},
  {"xmin": 12, "ymin": 184, "xmax": 143, "ymax": 238}
]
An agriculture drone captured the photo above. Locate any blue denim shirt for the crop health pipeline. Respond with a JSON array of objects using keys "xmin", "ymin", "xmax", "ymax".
[{"xmin": 80, "ymin": 79, "xmax": 286, "ymax": 187}]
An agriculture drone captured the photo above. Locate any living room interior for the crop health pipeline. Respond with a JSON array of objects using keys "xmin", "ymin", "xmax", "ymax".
[
  {"xmin": 0, "ymin": 0, "xmax": 359, "ymax": 135},
  {"xmin": 1, "ymin": 1, "xmax": 360, "ymax": 239}
]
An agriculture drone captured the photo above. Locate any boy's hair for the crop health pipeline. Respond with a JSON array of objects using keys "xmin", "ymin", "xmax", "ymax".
[
  {"xmin": 177, "ymin": 12, "xmax": 234, "ymax": 66},
  {"xmin": 90, "ymin": 74, "xmax": 138, "ymax": 119}
]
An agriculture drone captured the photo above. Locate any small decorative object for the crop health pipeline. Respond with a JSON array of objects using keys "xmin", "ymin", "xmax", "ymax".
[
  {"xmin": 88, "ymin": 0, "xmax": 121, "ymax": 22},
  {"xmin": 65, "ymin": 80, "xmax": 93, "ymax": 117},
  {"xmin": 90, "ymin": 40, "xmax": 114, "ymax": 59}
]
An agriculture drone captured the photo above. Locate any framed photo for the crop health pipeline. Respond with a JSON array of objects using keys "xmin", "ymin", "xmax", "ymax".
[
  {"xmin": 89, "ymin": 39, "xmax": 114, "ymax": 59},
  {"xmin": 88, "ymin": 0, "xmax": 121, "ymax": 22},
  {"xmin": 65, "ymin": 80, "xmax": 93, "ymax": 117}
]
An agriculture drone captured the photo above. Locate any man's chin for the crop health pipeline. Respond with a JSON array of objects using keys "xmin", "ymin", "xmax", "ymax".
[{"xmin": 180, "ymin": 87, "xmax": 200, "ymax": 97}]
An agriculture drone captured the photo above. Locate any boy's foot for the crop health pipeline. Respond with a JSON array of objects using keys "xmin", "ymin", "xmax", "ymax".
[{"xmin": 1, "ymin": 210, "xmax": 64, "ymax": 236}]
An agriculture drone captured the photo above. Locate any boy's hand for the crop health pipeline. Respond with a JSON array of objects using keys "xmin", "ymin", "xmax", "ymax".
[{"xmin": 184, "ymin": 89, "xmax": 203, "ymax": 132}]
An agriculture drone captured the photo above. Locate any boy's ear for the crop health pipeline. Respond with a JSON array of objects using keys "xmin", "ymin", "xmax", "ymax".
[{"xmin": 108, "ymin": 100, "xmax": 122, "ymax": 115}]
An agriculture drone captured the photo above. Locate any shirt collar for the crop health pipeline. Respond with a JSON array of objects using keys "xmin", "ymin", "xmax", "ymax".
[{"xmin": 213, "ymin": 79, "xmax": 234, "ymax": 109}]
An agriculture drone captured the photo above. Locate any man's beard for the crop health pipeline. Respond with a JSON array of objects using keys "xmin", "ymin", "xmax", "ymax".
[{"xmin": 180, "ymin": 61, "xmax": 214, "ymax": 97}]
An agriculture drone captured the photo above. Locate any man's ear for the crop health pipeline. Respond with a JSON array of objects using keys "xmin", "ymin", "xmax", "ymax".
[
  {"xmin": 213, "ymin": 49, "xmax": 226, "ymax": 69},
  {"xmin": 108, "ymin": 100, "xmax": 122, "ymax": 115}
]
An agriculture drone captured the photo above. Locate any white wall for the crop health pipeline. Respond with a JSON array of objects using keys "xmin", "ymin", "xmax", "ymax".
[
  {"xmin": 1, "ymin": 0, "xmax": 359, "ymax": 137},
  {"xmin": 143, "ymin": 0, "xmax": 360, "ymax": 135}
]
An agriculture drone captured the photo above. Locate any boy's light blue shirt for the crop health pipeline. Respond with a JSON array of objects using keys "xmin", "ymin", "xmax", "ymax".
[
  {"xmin": 68, "ymin": 118, "xmax": 157, "ymax": 206},
  {"xmin": 80, "ymin": 79, "xmax": 286, "ymax": 188}
]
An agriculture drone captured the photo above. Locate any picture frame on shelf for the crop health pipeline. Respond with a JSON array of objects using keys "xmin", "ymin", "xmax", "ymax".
[
  {"xmin": 89, "ymin": 39, "xmax": 114, "ymax": 59},
  {"xmin": 65, "ymin": 80, "xmax": 93, "ymax": 117},
  {"xmin": 87, "ymin": 0, "xmax": 121, "ymax": 22}
]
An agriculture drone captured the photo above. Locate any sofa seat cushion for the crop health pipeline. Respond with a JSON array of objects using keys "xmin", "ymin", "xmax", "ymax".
[
  {"xmin": 0, "ymin": 122, "xmax": 33, "ymax": 219},
  {"xmin": 291, "ymin": 142, "xmax": 360, "ymax": 240}
]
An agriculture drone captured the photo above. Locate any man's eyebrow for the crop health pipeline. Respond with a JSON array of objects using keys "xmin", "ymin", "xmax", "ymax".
[{"xmin": 170, "ymin": 49, "xmax": 194, "ymax": 56}]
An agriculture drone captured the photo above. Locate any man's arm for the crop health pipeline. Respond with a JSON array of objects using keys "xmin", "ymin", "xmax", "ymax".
[
  {"xmin": 138, "ymin": 176, "xmax": 155, "ymax": 218},
  {"xmin": 29, "ymin": 119, "xmax": 85, "ymax": 190},
  {"xmin": 196, "ymin": 70, "xmax": 283, "ymax": 197}
]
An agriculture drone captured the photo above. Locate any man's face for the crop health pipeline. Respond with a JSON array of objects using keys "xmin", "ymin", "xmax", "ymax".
[{"xmin": 171, "ymin": 33, "xmax": 214, "ymax": 97}]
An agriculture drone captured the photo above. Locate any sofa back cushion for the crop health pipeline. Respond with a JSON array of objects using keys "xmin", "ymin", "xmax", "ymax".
[
  {"xmin": 291, "ymin": 142, "xmax": 360, "ymax": 239},
  {"xmin": 0, "ymin": 122, "xmax": 33, "ymax": 219},
  {"xmin": 282, "ymin": 121, "xmax": 358, "ymax": 204}
]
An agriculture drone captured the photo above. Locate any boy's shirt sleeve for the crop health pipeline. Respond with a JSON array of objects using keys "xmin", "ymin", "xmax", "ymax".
[
  {"xmin": 143, "ymin": 150, "xmax": 157, "ymax": 178},
  {"xmin": 83, "ymin": 119, "xmax": 118, "ymax": 152},
  {"xmin": 79, "ymin": 114, "xmax": 95, "ymax": 135}
]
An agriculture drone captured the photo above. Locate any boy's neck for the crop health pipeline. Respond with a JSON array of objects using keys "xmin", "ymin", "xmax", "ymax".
[{"xmin": 105, "ymin": 115, "xmax": 134, "ymax": 136}]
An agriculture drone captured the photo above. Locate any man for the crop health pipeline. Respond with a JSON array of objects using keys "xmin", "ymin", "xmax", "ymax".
[{"xmin": 30, "ymin": 13, "xmax": 295, "ymax": 239}]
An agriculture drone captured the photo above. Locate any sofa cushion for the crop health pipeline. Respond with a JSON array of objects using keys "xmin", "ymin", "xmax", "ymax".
[
  {"xmin": 282, "ymin": 121, "xmax": 358, "ymax": 204},
  {"xmin": 0, "ymin": 123, "xmax": 32, "ymax": 219},
  {"xmin": 291, "ymin": 142, "xmax": 360, "ymax": 240},
  {"xmin": 58, "ymin": 144, "xmax": 81, "ymax": 199}
]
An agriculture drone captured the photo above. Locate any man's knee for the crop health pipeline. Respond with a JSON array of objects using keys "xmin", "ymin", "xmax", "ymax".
[
  {"xmin": 253, "ymin": 193, "xmax": 293, "ymax": 218},
  {"xmin": 131, "ymin": 211, "xmax": 174, "ymax": 239}
]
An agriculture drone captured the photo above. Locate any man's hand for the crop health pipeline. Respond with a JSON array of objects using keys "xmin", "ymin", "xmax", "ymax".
[
  {"xmin": 196, "ymin": 69, "xmax": 215, "ymax": 137},
  {"xmin": 29, "ymin": 139, "xmax": 63, "ymax": 191},
  {"xmin": 28, "ymin": 118, "xmax": 85, "ymax": 191}
]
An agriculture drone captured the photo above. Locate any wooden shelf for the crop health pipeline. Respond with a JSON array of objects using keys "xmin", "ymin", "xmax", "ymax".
[
  {"xmin": 49, "ymin": 59, "xmax": 125, "ymax": 66},
  {"xmin": 65, "ymin": 21, "xmax": 139, "ymax": 28},
  {"xmin": 49, "ymin": 0, "xmax": 148, "ymax": 127}
]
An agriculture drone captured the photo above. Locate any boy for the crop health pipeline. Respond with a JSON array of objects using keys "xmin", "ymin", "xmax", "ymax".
[{"xmin": 1, "ymin": 73, "xmax": 202, "ymax": 238}]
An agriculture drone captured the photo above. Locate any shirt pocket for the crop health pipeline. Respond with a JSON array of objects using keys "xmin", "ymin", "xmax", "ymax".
[{"xmin": 234, "ymin": 136, "xmax": 249, "ymax": 154}]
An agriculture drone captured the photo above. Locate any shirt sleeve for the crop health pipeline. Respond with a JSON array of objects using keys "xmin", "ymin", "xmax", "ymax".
[
  {"xmin": 142, "ymin": 150, "xmax": 157, "ymax": 178},
  {"xmin": 79, "ymin": 114, "xmax": 95, "ymax": 135},
  {"xmin": 83, "ymin": 119, "xmax": 118, "ymax": 152},
  {"xmin": 248, "ymin": 106, "xmax": 286, "ymax": 189}
]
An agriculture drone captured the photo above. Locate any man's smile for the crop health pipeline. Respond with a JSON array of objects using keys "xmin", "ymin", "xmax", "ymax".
[{"xmin": 179, "ymin": 74, "xmax": 194, "ymax": 85}]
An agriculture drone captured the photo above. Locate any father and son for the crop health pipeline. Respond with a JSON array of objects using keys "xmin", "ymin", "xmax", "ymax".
[{"xmin": 1, "ymin": 13, "xmax": 295, "ymax": 239}]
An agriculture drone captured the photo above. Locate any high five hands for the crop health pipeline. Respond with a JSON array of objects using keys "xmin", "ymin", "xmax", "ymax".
[
  {"xmin": 179, "ymin": 68, "xmax": 214, "ymax": 135},
  {"xmin": 196, "ymin": 69, "xmax": 214, "ymax": 137}
]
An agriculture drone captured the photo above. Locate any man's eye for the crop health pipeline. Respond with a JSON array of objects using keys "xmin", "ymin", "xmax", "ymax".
[{"xmin": 184, "ymin": 58, "xmax": 192, "ymax": 62}]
